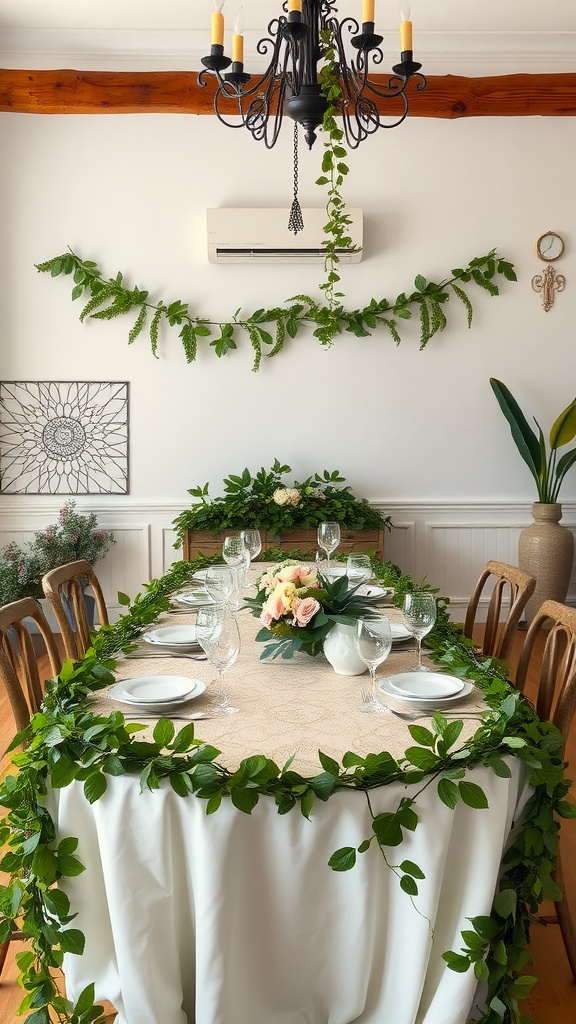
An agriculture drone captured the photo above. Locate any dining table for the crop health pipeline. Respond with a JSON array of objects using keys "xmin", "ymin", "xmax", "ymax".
[{"xmin": 47, "ymin": 570, "xmax": 532, "ymax": 1024}]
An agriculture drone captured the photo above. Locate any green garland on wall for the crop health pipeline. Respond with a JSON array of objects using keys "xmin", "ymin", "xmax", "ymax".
[{"xmin": 36, "ymin": 249, "xmax": 516, "ymax": 372}]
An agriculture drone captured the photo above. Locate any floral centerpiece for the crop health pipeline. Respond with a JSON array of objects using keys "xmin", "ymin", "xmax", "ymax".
[
  {"xmin": 0, "ymin": 500, "xmax": 115, "ymax": 604},
  {"xmin": 244, "ymin": 560, "xmax": 380, "ymax": 659},
  {"xmin": 173, "ymin": 459, "xmax": 390, "ymax": 546}
]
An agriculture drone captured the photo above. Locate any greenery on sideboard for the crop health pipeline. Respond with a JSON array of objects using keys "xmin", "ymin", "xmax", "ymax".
[
  {"xmin": 35, "ymin": 248, "xmax": 516, "ymax": 372},
  {"xmin": 172, "ymin": 460, "xmax": 390, "ymax": 547},
  {"xmin": 0, "ymin": 556, "xmax": 573, "ymax": 1024}
]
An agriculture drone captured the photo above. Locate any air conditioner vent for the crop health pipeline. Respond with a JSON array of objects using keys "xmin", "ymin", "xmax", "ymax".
[{"xmin": 207, "ymin": 208, "xmax": 363, "ymax": 264}]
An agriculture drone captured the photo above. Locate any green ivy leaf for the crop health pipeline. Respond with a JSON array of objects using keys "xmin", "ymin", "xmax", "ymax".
[
  {"xmin": 328, "ymin": 846, "xmax": 357, "ymax": 871},
  {"xmin": 458, "ymin": 781, "xmax": 488, "ymax": 809},
  {"xmin": 398, "ymin": 860, "xmax": 425, "ymax": 879},
  {"xmin": 493, "ymin": 888, "xmax": 518, "ymax": 919},
  {"xmin": 400, "ymin": 874, "xmax": 418, "ymax": 896},
  {"xmin": 153, "ymin": 718, "xmax": 176, "ymax": 747},
  {"xmin": 437, "ymin": 777, "xmax": 460, "ymax": 809},
  {"xmin": 230, "ymin": 788, "xmax": 259, "ymax": 814}
]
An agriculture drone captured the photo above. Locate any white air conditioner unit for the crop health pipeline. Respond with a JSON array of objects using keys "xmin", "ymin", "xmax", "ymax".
[{"xmin": 207, "ymin": 208, "xmax": 363, "ymax": 264}]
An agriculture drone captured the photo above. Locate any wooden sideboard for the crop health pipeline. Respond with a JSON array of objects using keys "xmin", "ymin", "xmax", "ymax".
[{"xmin": 182, "ymin": 528, "xmax": 385, "ymax": 562}]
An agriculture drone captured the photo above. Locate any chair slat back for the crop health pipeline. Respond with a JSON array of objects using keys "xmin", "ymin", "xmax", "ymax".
[
  {"xmin": 464, "ymin": 560, "xmax": 536, "ymax": 662},
  {"xmin": 515, "ymin": 600, "xmax": 576, "ymax": 727},
  {"xmin": 514, "ymin": 598, "xmax": 576, "ymax": 981},
  {"xmin": 0, "ymin": 598, "xmax": 62, "ymax": 733},
  {"xmin": 42, "ymin": 560, "xmax": 109, "ymax": 661}
]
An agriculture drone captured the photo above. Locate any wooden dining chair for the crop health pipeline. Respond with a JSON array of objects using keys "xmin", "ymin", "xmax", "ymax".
[
  {"xmin": 515, "ymin": 599, "xmax": 576, "ymax": 982},
  {"xmin": 0, "ymin": 597, "xmax": 62, "ymax": 734},
  {"xmin": 0, "ymin": 597, "xmax": 63, "ymax": 980},
  {"xmin": 42, "ymin": 560, "xmax": 109, "ymax": 661},
  {"xmin": 464, "ymin": 560, "xmax": 536, "ymax": 662}
]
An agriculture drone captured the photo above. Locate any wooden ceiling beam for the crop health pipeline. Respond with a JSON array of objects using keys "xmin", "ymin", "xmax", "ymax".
[{"xmin": 1, "ymin": 69, "xmax": 576, "ymax": 118}]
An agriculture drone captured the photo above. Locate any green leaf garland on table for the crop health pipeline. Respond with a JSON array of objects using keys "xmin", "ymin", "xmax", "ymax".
[
  {"xmin": 35, "ymin": 249, "xmax": 517, "ymax": 372},
  {"xmin": 0, "ymin": 556, "xmax": 571, "ymax": 1024}
]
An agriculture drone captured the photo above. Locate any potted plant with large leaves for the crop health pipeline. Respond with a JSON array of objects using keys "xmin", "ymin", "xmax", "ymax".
[{"xmin": 490, "ymin": 377, "xmax": 576, "ymax": 621}]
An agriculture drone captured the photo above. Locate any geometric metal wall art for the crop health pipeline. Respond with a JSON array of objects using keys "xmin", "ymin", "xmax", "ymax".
[{"xmin": 0, "ymin": 381, "xmax": 129, "ymax": 494}]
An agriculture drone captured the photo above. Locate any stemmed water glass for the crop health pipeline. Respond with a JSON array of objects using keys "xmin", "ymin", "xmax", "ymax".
[
  {"xmin": 346, "ymin": 553, "xmax": 372, "ymax": 588},
  {"xmin": 403, "ymin": 592, "xmax": 437, "ymax": 670},
  {"xmin": 196, "ymin": 606, "xmax": 240, "ymax": 715},
  {"xmin": 355, "ymin": 617, "xmax": 392, "ymax": 713},
  {"xmin": 222, "ymin": 534, "xmax": 249, "ymax": 609},
  {"xmin": 240, "ymin": 529, "xmax": 262, "ymax": 586},
  {"xmin": 204, "ymin": 564, "xmax": 234, "ymax": 607},
  {"xmin": 317, "ymin": 522, "xmax": 341, "ymax": 570}
]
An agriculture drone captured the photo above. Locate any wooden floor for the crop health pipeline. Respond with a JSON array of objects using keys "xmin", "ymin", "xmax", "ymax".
[{"xmin": 0, "ymin": 630, "xmax": 574, "ymax": 1023}]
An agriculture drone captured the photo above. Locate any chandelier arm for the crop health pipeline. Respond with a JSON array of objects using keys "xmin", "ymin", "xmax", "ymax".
[
  {"xmin": 245, "ymin": 77, "xmax": 287, "ymax": 148},
  {"xmin": 328, "ymin": 15, "xmax": 361, "ymax": 52},
  {"xmin": 360, "ymin": 75, "xmax": 414, "ymax": 100},
  {"xmin": 212, "ymin": 87, "xmax": 255, "ymax": 129}
]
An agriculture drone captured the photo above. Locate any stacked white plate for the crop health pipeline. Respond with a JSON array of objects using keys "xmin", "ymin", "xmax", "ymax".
[
  {"xmin": 318, "ymin": 566, "xmax": 394, "ymax": 604},
  {"xmin": 380, "ymin": 671, "xmax": 474, "ymax": 706},
  {"xmin": 356, "ymin": 584, "xmax": 394, "ymax": 603},
  {"xmin": 109, "ymin": 675, "xmax": 206, "ymax": 711},
  {"xmin": 175, "ymin": 590, "xmax": 214, "ymax": 609},
  {"xmin": 142, "ymin": 625, "xmax": 200, "ymax": 648},
  {"xmin": 391, "ymin": 622, "xmax": 412, "ymax": 643}
]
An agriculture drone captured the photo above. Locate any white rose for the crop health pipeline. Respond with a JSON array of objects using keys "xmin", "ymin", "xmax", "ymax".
[
  {"xmin": 273, "ymin": 487, "xmax": 290, "ymax": 506},
  {"xmin": 286, "ymin": 488, "xmax": 301, "ymax": 506}
]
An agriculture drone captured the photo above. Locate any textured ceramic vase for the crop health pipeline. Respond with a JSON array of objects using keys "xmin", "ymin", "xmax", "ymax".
[
  {"xmin": 518, "ymin": 503, "xmax": 574, "ymax": 624},
  {"xmin": 322, "ymin": 623, "xmax": 367, "ymax": 676}
]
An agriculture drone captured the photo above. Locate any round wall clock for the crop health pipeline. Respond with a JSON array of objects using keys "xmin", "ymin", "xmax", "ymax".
[{"xmin": 536, "ymin": 231, "xmax": 565, "ymax": 262}]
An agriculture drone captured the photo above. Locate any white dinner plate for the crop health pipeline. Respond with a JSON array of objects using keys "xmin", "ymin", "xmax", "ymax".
[
  {"xmin": 175, "ymin": 591, "xmax": 214, "ymax": 608},
  {"xmin": 357, "ymin": 585, "xmax": 394, "ymax": 603},
  {"xmin": 380, "ymin": 675, "xmax": 474, "ymax": 706},
  {"xmin": 391, "ymin": 622, "xmax": 412, "ymax": 642},
  {"xmin": 192, "ymin": 569, "xmax": 208, "ymax": 582},
  {"xmin": 109, "ymin": 676, "xmax": 206, "ymax": 708},
  {"xmin": 387, "ymin": 671, "xmax": 464, "ymax": 699},
  {"xmin": 111, "ymin": 675, "xmax": 199, "ymax": 703},
  {"xmin": 142, "ymin": 625, "xmax": 199, "ymax": 647}
]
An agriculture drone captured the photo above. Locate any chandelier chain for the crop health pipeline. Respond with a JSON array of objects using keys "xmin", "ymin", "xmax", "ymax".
[{"xmin": 288, "ymin": 122, "xmax": 304, "ymax": 236}]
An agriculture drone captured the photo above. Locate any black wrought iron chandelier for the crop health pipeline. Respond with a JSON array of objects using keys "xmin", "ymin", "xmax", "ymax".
[{"xmin": 199, "ymin": 1, "xmax": 426, "ymax": 232}]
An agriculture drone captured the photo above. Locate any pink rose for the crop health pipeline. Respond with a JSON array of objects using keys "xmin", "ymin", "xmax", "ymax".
[
  {"xmin": 293, "ymin": 597, "xmax": 320, "ymax": 627},
  {"xmin": 260, "ymin": 610, "xmax": 274, "ymax": 627},
  {"xmin": 263, "ymin": 586, "xmax": 286, "ymax": 622},
  {"xmin": 277, "ymin": 564, "xmax": 305, "ymax": 584}
]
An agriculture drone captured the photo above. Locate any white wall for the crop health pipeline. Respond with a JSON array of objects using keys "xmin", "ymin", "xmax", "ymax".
[{"xmin": 1, "ymin": 52, "xmax": 576, "ymax": 613}]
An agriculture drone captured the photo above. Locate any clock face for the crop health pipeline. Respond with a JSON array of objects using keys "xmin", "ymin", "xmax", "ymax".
[{"xmin": 536, "ymin": 232, "xmax": 565, "ymax": 262}]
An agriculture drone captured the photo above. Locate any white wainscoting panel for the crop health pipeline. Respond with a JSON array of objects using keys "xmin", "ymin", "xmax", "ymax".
[{"xmin": 0, "ymin": 500, "xmax": 574, "ymax": 624}]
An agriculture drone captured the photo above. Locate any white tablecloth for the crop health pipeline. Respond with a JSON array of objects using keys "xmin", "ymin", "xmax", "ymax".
[
  {"xmin": 50, "ymin": 762, "xmax": 530, "ymax": 1024},
  {"xmin": 48, "ymin": 583, "xmax": 530, "ymax": 1024}
]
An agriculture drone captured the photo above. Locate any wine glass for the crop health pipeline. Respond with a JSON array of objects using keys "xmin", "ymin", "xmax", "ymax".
[
  {"xmin": 355, "ymin": 617, "xmax": 392, "ymax": 713},
  {"xmin": 195, "ymin": 606, "xmax": 240, "ymax": 715},
  {"xmin": 317, "ymin": 522, "xmax": 341, "ymax": 570},
  {"xmin": 222, "ymin": 534, "xmax": 249, "ymax": 609},
  {"xmin": 403, "ymin": 592, "xmax": 437, "ymax": 670},
  {"xmin": 204, "ymin": 564, "xmax": 234, "ymax": 607},
  {"xmin": 346, "ymin": 553, "xmax": 372, "ymax": 589},
  {"xmin": 240, "ymin": 529, "xmax": 262, "ymax": 586}
]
